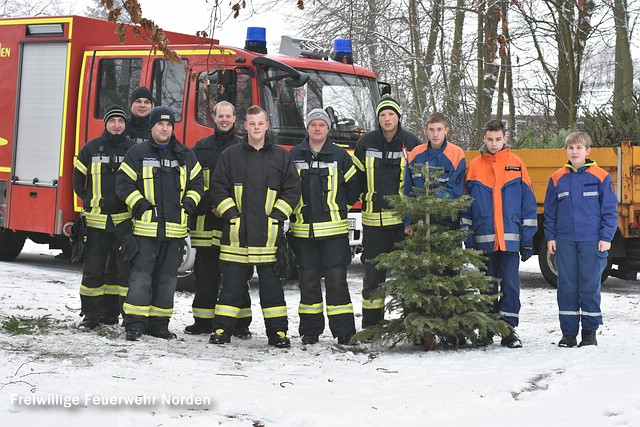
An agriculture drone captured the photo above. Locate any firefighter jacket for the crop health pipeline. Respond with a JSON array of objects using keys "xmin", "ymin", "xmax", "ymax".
[
  {"xmin": 290, "ymin": 137, "xmax": 360, "ymax": 239},
  {"xmin": 404, "ymin": 139, "xmax": 466, "ymax": 228},
  {"xmin": 126, "ymin": 115, "xmax": 150, "ymax": 143},
  {"xmin": 543, "ymin": 160, "xmax": 618, "ymax": 243},
  {"xmin": 211, "ymin": 136, "xmax": 301, "ymax": 264},
  {"xmin": 461, "ymin": 146, "xmax": 537, "ymax": 253},
  {"xmin": 189, "ymin": 127, "xmax": 242, "ymax": 247},
  {"xmin": 352, "ymin": 125, "xmax": 420, "ymax": 227},
  {"xmin": 116, "ymin": 135, "xmax": 204, "ymax": 240},
  {"xmin": 73, "ymin": 130, "xmax": 135, "ymax": 230}
]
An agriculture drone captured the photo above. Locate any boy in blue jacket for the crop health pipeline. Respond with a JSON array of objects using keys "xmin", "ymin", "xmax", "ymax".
[{"xmin": 543, "ymin": 132, "xmax": 618, "ymax": 347}]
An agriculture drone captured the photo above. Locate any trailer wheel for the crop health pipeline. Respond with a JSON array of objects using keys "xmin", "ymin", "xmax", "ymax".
[
  {"xmin": 538, "ymin": 238, "xmax": 611, "ymax": 287},
  {"xmin": 0, "ymin": 229, "xmax": 26, "ymax": 261}
]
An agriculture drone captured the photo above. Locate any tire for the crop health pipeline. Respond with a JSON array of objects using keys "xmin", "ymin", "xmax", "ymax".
[
  {"xmin": 538, "ymin": 238, "xmax": 611, "ymax": 287},
  {"xmin": 0, "ymin": 229, "xmax": 26, "ymax": 261}
]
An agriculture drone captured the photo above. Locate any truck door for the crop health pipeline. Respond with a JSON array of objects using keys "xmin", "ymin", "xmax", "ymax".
[{"xmin": 9, "ymin": 42, "xmax": 68, "ymax": 234}]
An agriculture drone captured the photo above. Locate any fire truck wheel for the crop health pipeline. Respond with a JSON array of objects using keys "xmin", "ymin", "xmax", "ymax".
[
  {"xmin": 0, "ymin": 229, "xmax": 26, "ymax": 261},
  {"xmin": 538, "ymin": 238, "xmax": 611, "ymax": 287}
]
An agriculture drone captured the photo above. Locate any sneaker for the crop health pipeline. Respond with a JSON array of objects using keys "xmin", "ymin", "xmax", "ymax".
[
  {"xmin": 500, "ymin": 329, "xmax": 522, "ymax": 348},
  {"xmin": 209, "ymin": 329, "xmax": 231, "ymax": 344},
  {"xmin": 337, "ymin": 335, "xmax": 353, "ymax": 345},
  {"xmin": 184, "ymin": 320, "xmax": 214, "ymax": 335},
  {"xmin": 578, "ymin": 329, "xmax": 597, "ymax": 347},
  {"xmin": 99, "ymin": 315, "xmax": 119, "ymax": 326},
  {"xmin": 148, "ymin": 329, "xmax": 177, "ymax": 340},
  {"xmin": 268, "ymin": 331, "xmax": 291, "ymax": 348},
  {"xmin": 558, "ymin": 335, "xmax": 577, "ymax": 348},
  {"xmin": 78, "ymin": 316, "xmax": 100, "ymax": 331},
  {"xmin": 125, "ymin": 329, "xmax": 143, "ymax": 341},
  {"xmin": 301, "ymin": 335, "xmax": 319, "ymax": 345},
  {"xmin": 233, "ymin": 326, "xmax": 252, "ymax": 339}
]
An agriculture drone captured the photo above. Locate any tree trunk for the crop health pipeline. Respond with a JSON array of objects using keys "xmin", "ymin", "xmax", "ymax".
[
  {"xmin": 445, "ymin": 0, "xmax": 465, "ymax": 123},
  {"xmin": 613, "ymin": 0, "xmax": 634, "ymax": 110}
]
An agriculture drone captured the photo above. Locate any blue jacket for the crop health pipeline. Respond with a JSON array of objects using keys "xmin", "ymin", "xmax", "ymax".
[{"xmin": 543, "ymin": 160, "xmax": 618, "ymax": 243}]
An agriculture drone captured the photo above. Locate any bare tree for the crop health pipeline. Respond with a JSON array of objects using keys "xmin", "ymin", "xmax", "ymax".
[{"xmin": 0, "ymin": 0, "xmax": 69, "ymax": 17}]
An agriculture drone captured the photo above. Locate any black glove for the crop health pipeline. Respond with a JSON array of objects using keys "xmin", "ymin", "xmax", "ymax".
[
  {"xmin": 69, "ymin": 216, "xmax": 87, "ymax": 263},
  {"xmin": 520, "ymin": 246, "xmax": 534, "ymax": 262},
  {"xmin": 182, "ymin": 199, "xmax": 196, "ymax": 216},
  {"xmin": 132, "ymin": 200, "xmax": 152, "ymax": 220},
  {"xmin": 119, "ymin": 234, "xmax": 139, "ymax": 263}
]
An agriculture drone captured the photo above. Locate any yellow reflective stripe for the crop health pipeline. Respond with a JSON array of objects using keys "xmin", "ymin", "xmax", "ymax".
[
  {"xmin": 179, "ymin": 164, "xmax": 187, "ymax": 199},
  {"xmin": 265, "ymin": 218, "xmax": 278, "ymax": 248},
  {"xmin": 344, "ymin": 164, "xmax": 357, "ymax": 182},
  {"xmin": 190, "ymin": 162, "xmax": 202, "ymax": 180},
  {"xmin": 273, "ymin": 199, "xmax": 293, "ymax": 217},
  {"xmin": 125, "ymin": 191, "xmax": 144, "ymax": 209},
  {"xmin": 364, "ymin": 156, "xmax": 375, "ymax": 213},
  {"xmin": 74, "ymin": 158, "xmax": 88, "ymax": 175},
  {"xmin": 215, "ymin": 304, "xmax": 241, "ymax": 318},
  {"xmin": 398, "ymin": 156, "xmax": 407, "ymax": 196},
  {"xmin": 133, "ymin": 221, "xmax": 158, "ymax": 237},
  {"xmin": 203, "ymin": 169, "xmax": 211, "ymax": 191},
  {"xmin": 165, "ymin": 222, "xmax": 188, "ymax": 239},
  {"xmin": 123, "ymin": 302, "xmax": 149, "ymax": 317},
  {"xmin": 237, "ymin": 308, "xmax": 252, "ymax": 319},
  {"xmin": 326, "ymin": 167, "xmax": 341, "ymax": 222},
  {"xmin": 149, "ymin": 305, "xmax": 173, "ymax": 318},
  {"xmin": 141, "ymin": 164, "xmax": 156, "ymax": 205},
  {"xmin": 118, "ymin": 285, "xmax": 128, "ymax": 297},
  {"xmin": 212, "ymin": 229, "xmax": 222, "ymax": 246},
  {"xmin": 298, "ymin": 302, "xmax": 323, "ymax": 315},
  {"xmin": 119, "ymin": 162, "xmax": 138, "ymax": 181},
  {"xmin": 312, "ymin": 221, "xmax": 348, "ymax": 238},
  {"xmin": 362, "ymin": 298, "xmax": 384, "ymax": 310},
  {"xmin": 79, "ymin": 284, "xmax": 104, "ymax": 297},
  {"xmin": 229, "ymin": 218, "xmax": 240, "ymax": 246},
  {"xmin": 90, "ymin": 161, "xmax": 102, "ymax": 208},
  {"xmin": 219, "ymin": 245, "xmax": 278, "ymax": 264},
  {"xmin": 327, "ymin": 303, "xmax": 354, "ymax": 316},
  {"xmin": 362, "ymin": 211, "xmax": 403, "ymax": 227},
  {"xmin": 234, "ymin": 184, "xmax": 243, "ymax": 212},
  {"xmin": 217, "ymin": 197, "xmax": 236, "ymax": 215},
  {"xmin": 192, "ymin": 307, "xmax": 215, "ymax": 319},
  {"xmin": 290, "ymin": 222, "xmax": 310, "ymax": 238},
  {"xmin": 84, "ymin": 211, "xmax": 108, "ymax": 229},
  {"xmin": 103, "ymin": 284, "xmax": 120, "ymax": 296},
  {"xmin": 111, "ymin": 212, "xmax": 131, "ymax": 223},
  {"xmin": 185, "ymin": 189, "xmax": 201, "ymax": 205},
  {"xmin": 262, "ymin": 305, "xmax": 287, "ymax": 319},
  {"xmin": 264, "ymin": 188, "xmax": 277, "ymax": 215},
  {"xmin": 352, "ymin": 155, "xmax": 365, "ymax": 171}
]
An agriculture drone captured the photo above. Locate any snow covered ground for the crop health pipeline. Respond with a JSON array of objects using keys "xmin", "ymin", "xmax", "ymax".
[{"xmin": 1, "ymin": 240, "xmax": 640, "ymax": 426}]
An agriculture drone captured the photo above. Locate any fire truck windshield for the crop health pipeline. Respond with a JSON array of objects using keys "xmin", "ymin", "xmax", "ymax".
[{"xmin": 260, "ymin": 68, "xmax": 379, "ymax": 148}]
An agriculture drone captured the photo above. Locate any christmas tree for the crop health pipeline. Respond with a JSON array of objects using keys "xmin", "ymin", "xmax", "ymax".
[{"xmin": 355, "ymin": 165, "xmax": 510, "ymax": 350}]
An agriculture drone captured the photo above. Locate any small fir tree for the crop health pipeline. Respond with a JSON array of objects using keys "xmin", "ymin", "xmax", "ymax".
[{"xmin": 355, "ymin": 164, "xmax": 510, "ymax": 350}]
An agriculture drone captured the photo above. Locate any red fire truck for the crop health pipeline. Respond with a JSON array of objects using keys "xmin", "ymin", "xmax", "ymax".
[{"xmin": 0, "ymin": 15, "xmax": 380, "ymax": 283}]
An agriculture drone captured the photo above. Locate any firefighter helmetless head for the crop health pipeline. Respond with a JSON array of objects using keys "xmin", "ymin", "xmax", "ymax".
[
  {"xmin": 130, "ymin": 86, "xmax": 153, "ymax": 119},
  {"xmin": 103, "ymin": 104, "xmax": 127, "ymax": 135},
  {"xmin": 376, "ymin": 95, "xmax": 402, "ymax": 137},
  {"xmin": 149, "ymin": 106, "xmax": 175, "ymax": 145},
  {"xmin": 305, "ymin": 108, "xmax": 331, "ymax": 145}
]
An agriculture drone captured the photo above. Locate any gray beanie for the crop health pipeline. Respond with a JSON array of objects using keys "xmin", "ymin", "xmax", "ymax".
[
  {"xmin": 103, "ymin": 104, "xmax": 127, "ymax": 127},
  {"xmin": 305, "ymin": 108, "xmax": 332, "ymax": 129}
]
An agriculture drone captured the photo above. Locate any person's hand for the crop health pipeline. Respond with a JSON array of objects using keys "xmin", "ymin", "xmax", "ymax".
[
  {"xmin": 119, "ymin": 234, "xmax": 139, "ymax": 263},
  {"xmin": 211, "ymin": 207, "xmax": 221, "ymax": 218},
  {"xmin": 132, "ymin": 200, "xmax": 152, "ymax": 220},
  {"xmin": 404, "ymin": 227, "xmax": 414, "ymax": 236},
  {"xmin": 598, "ymin": 240, "xmax": 611, "ymax": 252},
  {"xmin": 182, "ymin": 199, "xmax": 196, "ymax": 216},
  {"xmin": 547, "ymin": 240, "xmax": 556, "ymax": 255},
  {"xmin": 520, "ymin": 246, "xmax": 534, "ymax": 262}
]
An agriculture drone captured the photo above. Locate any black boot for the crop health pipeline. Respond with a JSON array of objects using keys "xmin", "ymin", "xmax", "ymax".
[
  {"xmin": 500, "ymin": 328, "xmax": 522, "ymax": 348},
  {"xmin": 78, "ymin": 316, "xmax": 100, "ymax": 331},
  {"xmin": 184, "ymin": 319, "xmax": 214, "ymax": 335},
  {"xmin": 558, "ymin": 335, "xmax": 577, "ymax": 348},
  {"xmin": 209, "ymin": 328, "xmax": 232, "ymax": 344},
  {"xmin": 268, "ymin": 331, "xmax": 291, "ymax": 348},
  {"xmin": 578, "ymin": 329, "xmax": 597, "ymax": 347}
]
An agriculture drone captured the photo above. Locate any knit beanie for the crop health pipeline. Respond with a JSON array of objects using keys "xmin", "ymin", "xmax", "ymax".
[
  {"xmin": 376, "ymin": 95, "xmax": 402, "ymax": 118},
  {"xmin": 130, "ymin": 87, "xmax": 153, "ymax": 105},
  {"xmin": 149, "ymin": 106, "xmax": 175, "ymax": 129},
  {"xmin": 305, "ymin": 108, "xmax": 332, "ymax": 129},
  {"xmin": 103, "ymin": 105, "xmax": 127, "ymax": 127}
]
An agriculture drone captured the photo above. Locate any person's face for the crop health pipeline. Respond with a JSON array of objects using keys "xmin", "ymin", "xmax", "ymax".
[
  {"xmin": 151, "ymin": 120, "xmax": 173, "ymax": 144},
  {"xmin": 214, "ymin": 105, "xmax": 236, "ymax": 132},
  {"xmin": 483, "ymin": 130, "xmax": 507, "ymax": 154},
  {"xmin": 566, "ymin": 142, "xmax": 590, "ymax": 167},
  {"xmin": 131, "ymin": 98, "xmax": 152, "ymax": 118},
  {"xmin": 378, "ymin": 109, "xmax": 399, "ymax": 134},
  {"xmin": 244, "ymin": 112, "xmax": 269, "ymax": 141},
  {"xmin": 307, "ymin": 120, "xmax": 329, "ymax": 145},
  {"xmin": 106, "ymin": 117, "xmax": 126, "ymax": 135},
  {"xmin": 425, "ymin": 121, "xmax": 449, "ymax": 148}
]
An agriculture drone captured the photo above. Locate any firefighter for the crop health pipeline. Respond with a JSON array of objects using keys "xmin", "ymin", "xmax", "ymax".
[
  {"xmin": 126, "ymin": 86, "xmax": 153, "ymax": 143},
  {"xmin": 352, "ymin": 95, "xmax": 421, "ymax": 328},
  {"xmin": 116, "ymin": 106, "xmax": 204, "ymax": 341},
  {"xmin": 73, "ymin": 105, "xmax": 135, "ymax": 330},
  {"xmin": 184, "ymin": 101, "xmax": 253, "ymax": 337},
  {"xmin": 289, "ymin": 109, "xmax": 359, "ymax": 345},
  {"xmin": 208, "ymin": 105, "xmax": 300, "ymax": 348}
]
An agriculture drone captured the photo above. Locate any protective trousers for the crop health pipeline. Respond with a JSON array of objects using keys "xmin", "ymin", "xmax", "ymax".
[
  {"xmin": 361, "ymin": 225, "xmax": 405, "ymax": 327},
  {"xmin": 213, "ymin": 262, "xmax": 286, "ymax": 337},
  {"xmin": 485, "ymin": 251, "xmax": 521, "ymax": 327},
  {"xmin": 294, "ymin": 235, "xmax": 355, "ymax": 338},
  {"xmin": 191, "ymin": 246, "xmax": 252, "ymax": 329},
  {"xmin": 80, "ymin": 227, "xmax": 129, "ymax": 320},
  {"xmin": 123, "ymin": 237, "xmax": 180, "ymax": 334},
  {"xmin": 555, "ymin": 239, "xmax": 605, "ymax": 336}
]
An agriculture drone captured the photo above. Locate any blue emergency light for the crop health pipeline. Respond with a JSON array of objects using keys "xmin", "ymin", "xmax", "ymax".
[
  {"xmin": 330, "ymin": 38, "xmax": 353, "ymax": 64},
  {"xmin": 245, "ymin": 27, "xmax": 267, "ymax": 54}
]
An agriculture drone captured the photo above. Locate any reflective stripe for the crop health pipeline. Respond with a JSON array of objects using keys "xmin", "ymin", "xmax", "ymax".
[
  {"xmin": 499, "ymin": 311, "xmax": 519, "ymax": 318},
  {"xmin": 460, "ymin": 217, "xmax": 473, "ymax": 226},
  {"xmin": 203, "ymin": 169, "xmax": 211, "ymax": 191},
  {"xmin": 123, "ymin": 302, "xmax": 149, "ymax": 317},
  {"xmin": 119, "ymin": 162, "xmax": 137, "ymax": 181},
  {"xmin": 504, "ymin": 233, "xmax": 521, "ymax": 242},
  {"xmin": 79, "ymin": 284, "xmax": 104, "ymax": 297},
  {"xmin": 190, "ymin": 162, "xmax": 202, "ymax": 180},
  {"xmin": 74, "ymin": 158, "xmax": 88, "ymax": 175},
  {"xmin": 581, "ymin": 311, "xmax": 602, "ymax": 317},
  {"xmin": 522, "ymin": 218, "xmax": 537, "ymax": 226},
  {"xmin": 263, "ymin": 305, "xmax": 287, "ymax": 319},
  {"xmin": 217, "ymin": 197, "xmax": 236, "ymax": 216},
  {"xmin": 352, "ymin": 155, "xmax": 365, "ymax": 171},
  {"xmin": 234, "ymin": 184, "xmax": 243, "ymax": 213},
  {"xmin": 103, "ymin": 284, "xmax": 120, "ymax": 296},
  {"xmin": 193, "ymin": 307, "xmax": 215, "ymax": 319},
  {"xmin": 185, "ymin": 189, "xmax": 202, "ymax": 205},
  {"xmin": 237, "ymin": 308, "xmax": 252, "ymax": 319},
  {"xmin": 290, "ymin": 219, "xmax": 348, "ymax": 238},
  {"xmin": 583, "ymin": 191, "xmax": 598, "ymax": 197},
  {"xmin": 265, "ymin": 218, "xmax": 279, "ymax": 248},
  {"xmin": 361, "ymin": 211, "xmax": 403, "ymax": 227},
  {"xmin": 558, "ymin": 191, "xmax": 569, "ymax": 198},
  {"xmin": 295, "ymin": 161, "xmax": 309, "ymax": 170},
  {"xmin": 327, "ymin": 303, "xmax": 354, "ymax": 316},
  {"xmin": 265, "ymin": 188, "xmax": 277, "ymax": 216},
  {"xmin": 344, "ymin": 164, "xmax": 357, "ymax": 182},
  {"xmin": 362, "ymin": 298, "xmax": 384, "ymax": 310},
  {"xmin": 298, "ymin": 302, "xmax": 324, "ymax": 315},
  {"xmin": 125, "ymin": 191, "xmax": 144, "ymax": 208},
  {"xmin": 214, "ymin": 304, "xmax": 240, "ymax": 318},
  {"xmin": 559, "ymin": 310, "xmax": 580, "ymax": 316},
  {"xmin": 219, "ymin": 245, "xmax": 278, "ymax": 264},
  {"xmin": 149, "ymin": 305, "xmax": 173, "ymax": 318},
  {"xmin": 273, "ymin": 199, "xmax": 293, "ymax": 217},
  {"xmin": 118, "ymin": 285, "xmax": 128, "ymax": 297},
  {"xmin": 475, "ymin": 234, "xmax": 495, "ymax": 243}
]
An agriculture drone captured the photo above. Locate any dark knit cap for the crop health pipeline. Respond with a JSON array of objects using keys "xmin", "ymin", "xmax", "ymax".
[
  {"xmin": 149, "ymin": 106, "xmax": 175, "ymax": 129},
  {"xmin": 103, "ymin": 105, "xmax": 127, "ymax": 127},
  {"xmin": 376, "ymin": 95, "xmax": 402, "ymax": 118},
  {"xmin": 130, "ymin": 87, "xmax": 153, "ymax": 105}
]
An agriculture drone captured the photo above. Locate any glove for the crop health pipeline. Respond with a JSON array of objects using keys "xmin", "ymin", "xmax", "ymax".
[
  {"xmin": 132, "ymin": 200, "xmax": 152, "ymax": 220},
  {"xmin": 69, "ymin": 216, "xmax": 87, "ymax": 263},
  {"xmin": 464, "ymin": 237, "xmax": 475, "ymax": 250},
  {"xmin": 520, "ymin": 246, "xmax": 534, "ymax": 262},
  {"xmin": 119, "ymin": 233, "xmax": 139, "ymax": 263},
  {"xmin": 182, "ymin": 199, "xmax": 196, "ymax": 216}
]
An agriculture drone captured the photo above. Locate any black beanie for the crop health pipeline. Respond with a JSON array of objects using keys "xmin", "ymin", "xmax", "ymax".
[
  {"xmin": 149, "ymin": 106, "xmax": 175, "ymax": 129},
  {"xmin": 130, "ymin": 87, "xmax": 153, "ymax": 105},
  {"xmin": 376, "ymin": 95, "xmax": 402, "ymax": 118},
  {"xmin": 103, "ymin": 105, "xmax": 127, "ymax": 127}
]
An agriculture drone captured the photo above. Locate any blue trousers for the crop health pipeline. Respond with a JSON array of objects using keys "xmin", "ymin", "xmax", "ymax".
[
  {"xmin": 555, "ymin": 239, "xmax": 605, "ymax": 336},
  {"xmin": 485, "ymin": 251, "xmax": 521, "ymax": 327}
]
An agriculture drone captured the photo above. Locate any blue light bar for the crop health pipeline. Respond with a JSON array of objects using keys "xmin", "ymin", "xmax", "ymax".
[
  {"xmin": 331, "ymin": 38, "xmax": 353, "ymax": 64},
  {"xmin": 245, "ymin": 27, "xmax": 267, "ymax": 54}
]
